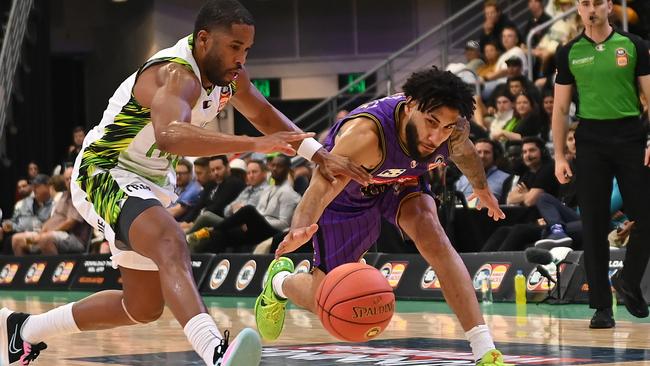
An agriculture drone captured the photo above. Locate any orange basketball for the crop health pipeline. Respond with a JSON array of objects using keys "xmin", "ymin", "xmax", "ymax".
[{"xmin": 316, "ymin": 262, "xmax": 395, "ymax": 342}]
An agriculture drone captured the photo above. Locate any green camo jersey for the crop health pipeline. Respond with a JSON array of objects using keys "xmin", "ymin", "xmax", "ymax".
[
  {"xmin": 77, "ymin": 35, "xmax": 236, "ymax": 191},
  {"xmin": 555, "ymin": 29, "xmax": 650, "ymax": 120}
]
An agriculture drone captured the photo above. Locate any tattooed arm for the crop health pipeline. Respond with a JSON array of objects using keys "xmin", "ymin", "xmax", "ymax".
[{"xmin": 449, "ymin": 119, "xmax": 505, "ymax": 220}]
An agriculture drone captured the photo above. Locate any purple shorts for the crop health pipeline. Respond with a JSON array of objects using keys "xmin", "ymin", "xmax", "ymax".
[{"xmin": 312, "ymin": 183, "xmax": 427, "ymax": 273}]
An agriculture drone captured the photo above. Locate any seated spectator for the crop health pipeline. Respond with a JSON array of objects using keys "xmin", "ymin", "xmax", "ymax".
[
  {"xmin": 66, "ymin": 126, "xmax": 85, "ymax": 163},
  {"xmin": 229, "ymin": 158, "xmax": 248, "ymax": 182},
  {"xmin": 488, "ymin": 93, "xmax": 516, "ymax": 139},
  {"xmin": 478, "ymin": 0, "xmax": 518, "ymax": 52},
  {"xmin": 2, "ymin": 174, "xmax": 53, "ymax": 254},
  {"xmin": 539, "ymin": 89, "xmax": 555, "ymax": 150},
  {"xmin": 492, "ymin": 93, "xmax": 543, "ymax": 143},
  {"xmin": 523, "ymin": 0, "xmax": 551, "ymax": 49},
  {"xmin": 14, "ymin": 178, "xmax": 32, "ymax": 202},
  {"xmin": 27, "ymin": 161, "xmax": 40, "ymax": 181},
  {"xmin": 292, "ymin": 159, "xmax": 313, "ymax": 195},
  {"xmin": 504, "ymin": 136, "xmax": 558, "ymax": 207},
  {"xmin": 456, "ymin": 139, "xmax": 510, "ymax": 204},
  {"xmin": 168, "ymin": 158, "xmax": 203, "ymax": 222},
  {"xmin": 12, "ymin": 167, "xmax": 91, "ymax": 256},
  {"xmin": 464, "ymin": 40, "xmax": 485, "ymax": 74},
  {"xmin": 223, "ymin": 159, "xmax": 269, "ymax": 217},
  {"xmin": 193, "ymin": 154, "xmax": 300, "ymax": 253},
  {"xmin": 483, "ymin": 27, "xmax": 528, "ymax": 84},
  {"xmin": 181, "ymin": 155, "xmax": 246, "ymax": 232},
  {"xmin": 482, "ymin": 57, "xmax": 527, "ymax": 102},
  {"xmin": 532, "ymin": 0, "xmax": 579, "ymax": 79},
  {"xmin": 477, "ymin": 42, "xmax": 501, "ymax": 80}
]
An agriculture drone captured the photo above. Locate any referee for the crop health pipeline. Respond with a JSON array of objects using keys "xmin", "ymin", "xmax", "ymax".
[{"xmin": 552, "ymin": 0, "xmax": 650, "ymax": 329}]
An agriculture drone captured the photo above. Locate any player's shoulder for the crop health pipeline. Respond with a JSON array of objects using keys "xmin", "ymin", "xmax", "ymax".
[{"xmin": 338, "ymin": 116, "xmax": 381, "ymax": 138}]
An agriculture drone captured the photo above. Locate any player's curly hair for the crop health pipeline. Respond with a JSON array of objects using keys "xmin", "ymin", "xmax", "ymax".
[
  {"xmin": 194, "ymin": 0, "xmax": 255, "ymax": 40},
  {"xmin": 401, "ymin": 66, "xmax": 476, "ymax": 120}
]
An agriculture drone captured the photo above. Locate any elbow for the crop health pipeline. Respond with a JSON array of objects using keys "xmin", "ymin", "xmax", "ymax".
[{"xmin": 155, "ymin": 124, "xmax": 182, "ymax": 153}]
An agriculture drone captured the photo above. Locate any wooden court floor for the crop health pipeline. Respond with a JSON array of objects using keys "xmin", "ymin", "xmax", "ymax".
[{"xmin": 1, "ymin": 291, "xmax": 649, "ymax": 365}]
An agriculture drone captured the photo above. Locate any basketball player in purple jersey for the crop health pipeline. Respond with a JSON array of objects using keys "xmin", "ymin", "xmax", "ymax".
[{"xmin": 256, "ymin": 68, "xmax": 512, "ymax": 366}]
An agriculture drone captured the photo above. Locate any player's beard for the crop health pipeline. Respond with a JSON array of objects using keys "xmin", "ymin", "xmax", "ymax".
[
  {"xmin": 405, "ymin": 120, "xmax": 434, "ymax": 163},
  {"xmin": 204, "ymin": 52, "xmax": 231, "ymax": 87}
]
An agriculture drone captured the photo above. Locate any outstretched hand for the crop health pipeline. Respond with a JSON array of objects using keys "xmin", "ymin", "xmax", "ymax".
[
  {"xmin": 255, "ymin": 131, "xmax": 315, "ymax": 155},
  {"xmin": 275, "ymin": 224, "xmax": 319, "ymax": 259}
]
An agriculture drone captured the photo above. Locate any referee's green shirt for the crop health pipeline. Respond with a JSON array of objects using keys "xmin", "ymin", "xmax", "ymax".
[{"xmin": 555, "ymin": 28, "xmax": 649, "ymax": 120}]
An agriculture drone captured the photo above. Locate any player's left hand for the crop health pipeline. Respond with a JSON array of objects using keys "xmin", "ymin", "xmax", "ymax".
[
  {"xmin": 313, "ymin": 149, "xmax": 371, "ymax": 186},
  {"xmin": 644, "ymin": 147, "xmax": 650, "ymax": 167},
  {"xmin": 275, "ymin": 224, "xmax": 318, "ymax": 258},
  {"xmin": 468, "ymin": 188, "xmax": 505, "ymax": 221}
]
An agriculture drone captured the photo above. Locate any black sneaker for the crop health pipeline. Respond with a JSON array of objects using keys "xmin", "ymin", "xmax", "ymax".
[
  {"xmin": 1, "ymin": 308, "xmax": 47, "ymax": 365},
  {"xmin": 589, "ymin": 308, "xmax": 615, "ymax": 329},
  {"xmin": 212, "ymin": 328, "xmax": 261, "ymax": 366},
  {"xmin": 612, "ymin": 271, "xmax": 649, "ymax": 318}
]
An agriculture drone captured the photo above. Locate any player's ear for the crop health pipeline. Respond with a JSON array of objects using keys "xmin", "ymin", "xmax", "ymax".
[{"xmin": 404, "ymin": 97, "xmax": 417, "ymax": 114}]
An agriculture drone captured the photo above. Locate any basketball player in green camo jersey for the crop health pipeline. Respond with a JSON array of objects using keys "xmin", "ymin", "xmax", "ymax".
[{"xmin": 0, "ymin": 1, "xmax": 370, "ymax": 365}]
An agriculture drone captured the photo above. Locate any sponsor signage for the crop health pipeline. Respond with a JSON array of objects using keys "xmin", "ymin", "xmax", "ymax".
[{"xmin": 69, "ymin": 255, "xmax": 122, "ymax": 290}]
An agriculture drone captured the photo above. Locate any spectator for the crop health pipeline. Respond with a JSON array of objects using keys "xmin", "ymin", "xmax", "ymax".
[
  {"xmin": 532, "ymin": 0, "xmax": 580, "ymax": 80},
  {"xmin": 12, "ymin": 167, "xmax": 91, "ymax": 256},
  {"xmin": 181, "ymin": 155, "xmax": 245, "ymax": 232},
  {"xmin": 523, "ymin": 0, "xmax": 551, "ymax": 49},
  {"xmin": 27, "ymin": 161, "xmax": 39, "ymax": 181},
  {"xmin": 455, "ymin": 139, "xmax": 510, "ymax": 203},
  {"xmin": 464, "ymin": 40, "xmax": 485, "ymax": 74},
  {"xmin": 66, "ymin": 126, "xmax": 86, "ymax": 162},
  {"xmin": 1, "ymin": 174, "xmax": 53, "ymax": 254},
  {"xmin": 229, "ymin": 158, "xmax": 248, "ymax": 182},
  {"xmin": 493, "ymin": 93, "xmax": 543, "ymax": 143},
  {"xmin": 489, "ymin": 93, "xmax": 516, "ymax": 140},
  {"xmin": 224, "ymin": 160, "xmax": 269, "ymax": 217},
  {"xmin": 504, "ymin": 136, "xmax": 558, "ymax": 206},
  {"xmin": 14, "ymin": 178, "xmax": 32, "ymax": 202},
  {"xmin": 483, "ymin": 27, "xmax": 528, "ymax": 84},
  {"xmin": 292, "ymin": 159, "xmax": 313, "ymax": 195},
  {"xmin": 197, "ymin": 154, "xmax": 300, "ymax": 253},
  {"xmin": 477, "ymin": 42, "xmax": 501, "ymax": 80},
  {"xmin": 478, "ymin": 0, "xmax": 518, "ymax": 52},
  {"xmin": 168, "ymin": 158, "xmax": 203, "ymax": 222}
]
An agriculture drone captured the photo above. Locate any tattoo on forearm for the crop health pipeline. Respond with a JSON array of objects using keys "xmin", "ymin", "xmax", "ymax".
[{"xmin": 449, "ymin": 119, "xmax": 488, "ymax": 190}]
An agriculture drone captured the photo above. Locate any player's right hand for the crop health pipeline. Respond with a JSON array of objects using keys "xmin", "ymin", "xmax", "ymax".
[
  {"xmin": 254, "ymin": 131, "xmax": 315, "ymax": 155},
  {"xmin": 554, "ymin": 157, "xmax": 573, "ymax": 184},
  {"xmin": 275, "ymin": 224, "xmax": 318, "ymax": 258}
]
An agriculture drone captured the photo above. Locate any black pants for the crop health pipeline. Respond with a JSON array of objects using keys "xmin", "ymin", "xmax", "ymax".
[
  {"xmin": 208, "ymin": 205, "xmax": 280, "ymax": 253},
  {"xmin": 575, "ymin": 118, "xmax": 650, "ymax": 309},
  {"xmin": 481, "ymin": 223, "xmax": 542, "ymax": 252}
]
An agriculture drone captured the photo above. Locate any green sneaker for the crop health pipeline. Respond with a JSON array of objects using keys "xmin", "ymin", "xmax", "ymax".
[
  {"xmin": 255, "ymin": 257, "xmax": 294, "ymax": 341},
  {"xmin": 476, "ymin": 349, "xmax": 513, "ymax": 366}
]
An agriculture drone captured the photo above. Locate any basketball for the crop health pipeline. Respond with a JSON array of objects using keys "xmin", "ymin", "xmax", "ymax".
[{"xmin": 316, "ymin": 262, "xmax": 395, "ymax": 342}]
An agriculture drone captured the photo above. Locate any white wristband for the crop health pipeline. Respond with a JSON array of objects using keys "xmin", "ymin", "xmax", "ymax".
[{"xmin": 297, "ymin": 137, "xmax": 323, "ymax": 161}]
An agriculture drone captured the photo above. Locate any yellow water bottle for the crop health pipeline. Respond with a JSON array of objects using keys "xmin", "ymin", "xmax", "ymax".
[{"xmin": 515, "ymin": 270, "xmax": 526, "ymax": 305}]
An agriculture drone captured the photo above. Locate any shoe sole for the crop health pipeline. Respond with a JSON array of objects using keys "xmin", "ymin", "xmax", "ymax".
[
  {"xmin": 222, "ymin": 328, "xmax": 262, "ymax": 366},
  {"xmin": 1, "ymin": 308, "xmax": 13, "ymax": 366},
  {"xmin": 535, "ymin": 237, "xmax": 573, "ymax": 250},
  {"xmin": 589, "ymin": 322, "xmax": 615, "ymax": 329},
  {"xmin": 612, "ymin": 275, "xmax": 650, "ymax": 318},
  {"xmin": 255, "ymin": 259, "xmax": 292, "ymax": 341}
]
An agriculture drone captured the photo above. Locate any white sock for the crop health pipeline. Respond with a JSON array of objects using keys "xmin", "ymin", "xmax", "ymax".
[
  {"xmin": 272, "ymin": 271, "xmax": 292, "ymax": 299},
  {"xmin": 183, "ymin": 313, "xmax": 223, "ymax": 366},
  {"xmin": 21, "ymin": 303, "xmax": 80, "ymax": 344},
  {"xmin": 465, "ymin": 324, "xmax": 495, "ymax": 361}
]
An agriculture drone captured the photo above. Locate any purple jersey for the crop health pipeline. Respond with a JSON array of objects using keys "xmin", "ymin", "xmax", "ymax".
[{"xmin": 313, "ymin": 94, "xmax": 450, "ymax": 273}]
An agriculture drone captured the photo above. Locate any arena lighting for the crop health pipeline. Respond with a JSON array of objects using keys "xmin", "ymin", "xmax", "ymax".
[{"xmin": 112, "ymin": 0, "xmax": 128, "ymax": 3}]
